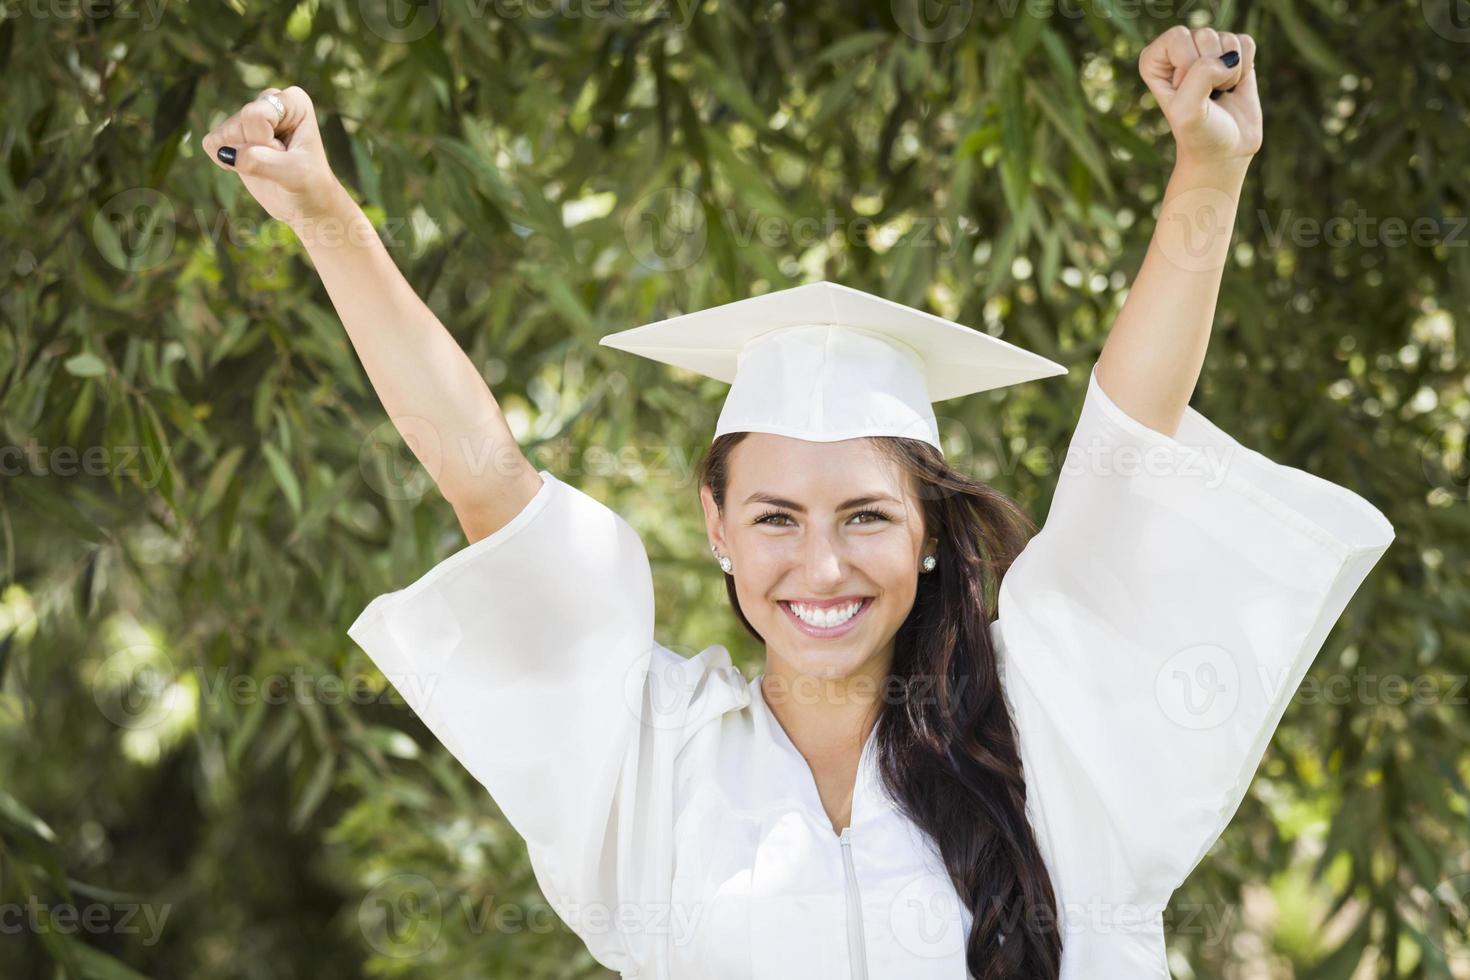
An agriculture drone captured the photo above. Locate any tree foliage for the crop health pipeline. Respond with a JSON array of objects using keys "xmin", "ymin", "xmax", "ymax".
[{"xmin": 0, "ymin": 0, "xmax": 1465, "ymax": 976}]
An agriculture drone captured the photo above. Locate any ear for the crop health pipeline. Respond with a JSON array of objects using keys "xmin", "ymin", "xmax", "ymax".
[{"xmin": 699, "ymin": 483, "xmax": 727, "ymax": 554}]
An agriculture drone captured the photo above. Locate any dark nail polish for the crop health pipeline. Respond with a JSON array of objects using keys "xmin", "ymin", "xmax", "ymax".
[
  {"xmin": 1220, "ymin": 50, "xmax": 1240, "ymax": 68},
  {"xmin": 217, "ymin": 145, "xmax": 236, "ymax": 166}
]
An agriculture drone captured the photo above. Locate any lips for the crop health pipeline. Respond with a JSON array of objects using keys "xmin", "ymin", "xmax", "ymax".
[
  {"xmin": 778, "ymin": 597, "xmax": 874, "ymax": 638},
  {"xmin": 777, "ymin": 595, "xmax": 872, "ymax": 609}
]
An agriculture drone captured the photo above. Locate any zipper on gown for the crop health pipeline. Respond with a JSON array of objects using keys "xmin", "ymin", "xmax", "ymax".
[{"xmin": 839, "ymin": 826, "xmax": 869, "ymax": 980}]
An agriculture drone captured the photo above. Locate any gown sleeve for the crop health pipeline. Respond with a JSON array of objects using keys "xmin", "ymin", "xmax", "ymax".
[
  {"xmin": 995, "ymin": 364, "xmax": 1395, "ymax": 920},
  {"xmin": 346, "ymin": 469, "xmax": 730, "ymax": 977}
]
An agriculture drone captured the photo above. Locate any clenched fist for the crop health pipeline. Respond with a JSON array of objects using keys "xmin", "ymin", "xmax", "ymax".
[
  {"xmin": 201, "ymin": 85, "xmax": 344, "ymax": 228},
  {"xmin": 1139, "ymin": 25, "xmax": 1263, "ymax": 166}
]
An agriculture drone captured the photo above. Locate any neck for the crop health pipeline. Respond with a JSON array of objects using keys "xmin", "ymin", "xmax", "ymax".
[{"xmin": 759, "ymin": 649, "xmax": 889, "ymax": 763}]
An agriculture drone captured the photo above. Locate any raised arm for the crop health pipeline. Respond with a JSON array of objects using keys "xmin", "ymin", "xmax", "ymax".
[
  {"xmin": 201, "ymin": 85, "xmax": 542, "ymax": 542},
  {"xmin": 1096, "ymin": 26, "xmax": 1262, "ymax": 437},
  {"xmin": 294, "ymin": 180, "xmax": 544, "ymax": 542}
]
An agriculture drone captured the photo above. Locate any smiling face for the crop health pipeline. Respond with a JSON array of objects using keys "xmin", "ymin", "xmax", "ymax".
[{"xmin": 701, "ymin": 433, "xmax": 938, "ymax": 683}]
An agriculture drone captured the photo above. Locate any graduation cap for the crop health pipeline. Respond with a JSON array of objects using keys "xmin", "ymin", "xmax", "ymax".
[{"xmin": 598, "ymin": 281, "xmax": 1067, "ymax": 455}]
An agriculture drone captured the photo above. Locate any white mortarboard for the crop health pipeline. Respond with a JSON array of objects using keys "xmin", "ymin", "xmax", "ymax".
[{"xmin": 598, "ymin": 281, "xmax": 1067, "ymax": 455}]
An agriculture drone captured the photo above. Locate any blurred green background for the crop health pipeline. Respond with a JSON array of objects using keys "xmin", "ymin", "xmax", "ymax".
[{"xmin": 1, "ymin": 0, "xmax": 1466, "ymax": 976}]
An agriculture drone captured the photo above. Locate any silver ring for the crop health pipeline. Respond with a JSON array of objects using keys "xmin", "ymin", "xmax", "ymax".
[{"xmin": 262, "ymin": 93, "xmax": 285, "ymax": 122}]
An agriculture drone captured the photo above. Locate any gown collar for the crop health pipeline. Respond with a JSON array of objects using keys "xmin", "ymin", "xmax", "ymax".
[{"xmin": 749, "ymin": 672, "xmax": 897, "ymax": 831}]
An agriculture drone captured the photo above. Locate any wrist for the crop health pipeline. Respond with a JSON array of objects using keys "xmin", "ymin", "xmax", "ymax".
[
  {"xmin": 1172, "ymin": 151, "xmax": 1253, "ymax": 188},
  {"xmin": 290, "ymin": 181, "xmax": 377, "ymax": 252}
]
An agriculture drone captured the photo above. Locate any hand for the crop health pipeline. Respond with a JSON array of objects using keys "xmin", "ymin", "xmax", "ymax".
[
  {"xmin": 1139, "ymin": 26, "xmax": 1262, "ymax": 167},
  {"xmin": 201, "ymin": 85, "xmax": 344, "ymax": 228}
]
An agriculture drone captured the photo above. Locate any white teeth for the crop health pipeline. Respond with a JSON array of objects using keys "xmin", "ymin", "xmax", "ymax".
[{"xmin": 788, "ymin": 600, "xmax": 863, "ymax": 628}]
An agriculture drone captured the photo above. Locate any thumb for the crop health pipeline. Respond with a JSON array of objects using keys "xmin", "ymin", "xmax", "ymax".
[
  {"xmin": 233, "ymin": 141, "xmax": 299, "ymax": 186},
  {"xmin": 1173, "ymin": 54, "xmax": 1239, "ymax": 119}
]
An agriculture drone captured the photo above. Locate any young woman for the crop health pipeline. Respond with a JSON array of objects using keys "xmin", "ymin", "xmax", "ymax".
[{"xmin": 203, "ymin": 25, "xmax": 1394, "ymax": 979}]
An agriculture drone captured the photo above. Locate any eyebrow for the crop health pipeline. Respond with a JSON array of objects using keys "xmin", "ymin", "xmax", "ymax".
[{"xmin": 742, "ymin": 492, "xmax": 901, "ymax": 513}]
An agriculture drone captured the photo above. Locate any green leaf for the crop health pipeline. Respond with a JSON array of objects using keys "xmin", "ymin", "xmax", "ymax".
[
  {"xmin": 1267, "ymin": 0, "xmax": 1352, "ymax": 77},
  {"xmin": 69, "ymin": 940, "xmax": 155, "ymax": 980},
  {"xmin": 1010, "ymin": 7, "xmax": 1047, "ymax": 61},
  {"xmin": 998, "ymin": 72, "xmax": 1030, "ymax": 215},
  {"xmin": 523, "ymin": 266, "xmax": 598, "ymax": 339},
  {"xmin": 136, "ymin": 397, "xmax": 180, "ymax": 515},
  {"xmin": 1307, "ymin": 907, "xmax": 1372, "ymax": 979},
  {"xmin": 690, "ymin": 51, "xmax": 770, "ymax": 130},
  {"xmin": 0, "ymin": 787, "xmax": 58, "ymax": 842},
  {"xmin": 261, "ymin": 442, "xmax": 303, "ymax": 517},
  {"xmin": 63, "ymin": 352, "xmax": 107, "ymax": 378},
  {"xmin": 812, "ymin": 31, "xmax": 890, "ymax": 66},
  {"xmin": 1390, "ymin": 819, "xmax": 1441, "ymax": 890},
  {"xmin": 196, "ymin": 446, "xmax": 245, "ymax": 520},
  {"xmin": 1026, "ymin": 77, "xmax": 1115, "ymax": 200},
  {"xmin": 1038, "ymin": 226, "xmax": 1062, "ymax": 294},
  {"xmin": 357, "ymin": 725, "xmax": 422, "ymax": 761},
  {"xmin": 957, "ymin": 124, "xmax": 1001, "ymax": 160},
  {"xmin": 1038, "ymin": 27, "xmax": 1076, "ymax": 87},
  {"xmin": 289, "ymin": 750, "xmax": 336, "ymax": 831},
  {"xmin": 152, "ymin": 74, "xmax": 198, "ymax": 146},
  {"xmin": 432, "ymin": 135, "xmax": 520, "ymax": 217},
  {"xmin": 226, "ymin": 696, "xmax": 269, "ymax": 770},
  {"xmin": 7, "ymin": 476, "xmax": 107, "ymax": 544},
  {"xmin": 808, "ymin": 71, "xmax": 862, "ymax": 132},
  {"xmin": 703, "ymin": 128, "xmax": 793, "ymax": 221},
  {"xmin": 1089, "ymin": 0, "xmax": 1142, "ymax": 42},
  {"xmin": 66, "ymin": 373, "xmax": 96, "ymax": 444}
]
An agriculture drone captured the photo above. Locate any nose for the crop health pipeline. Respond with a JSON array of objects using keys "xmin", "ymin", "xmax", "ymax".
[{"xmin": 799, "ymin": 526, "xmax": 847, "ymax": 590}]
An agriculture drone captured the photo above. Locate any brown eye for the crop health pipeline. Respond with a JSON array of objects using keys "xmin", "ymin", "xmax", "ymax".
[{"xmin": 754, "ymin": 509, "xmax": 892, "ymax": 526}]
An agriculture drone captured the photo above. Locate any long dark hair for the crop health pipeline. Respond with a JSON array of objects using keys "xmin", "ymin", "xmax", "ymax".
[{"xmin": 696, "ymin": 432, "xmax": 1063, "ymax": 979}]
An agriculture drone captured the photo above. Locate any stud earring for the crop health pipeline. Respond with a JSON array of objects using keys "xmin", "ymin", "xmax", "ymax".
[
  {"xmin": 921, "ymin": 554, "xmax": 936, "ymax": 573},
  {"xmin": 711, "ymin": 544, "xmax": 733, "ymax": 574}
]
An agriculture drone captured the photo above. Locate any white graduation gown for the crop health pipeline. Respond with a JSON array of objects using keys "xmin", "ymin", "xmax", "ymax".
[{"xmin": 346, "ymin": 364, "xmax": 1394, "ymax": 979}]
